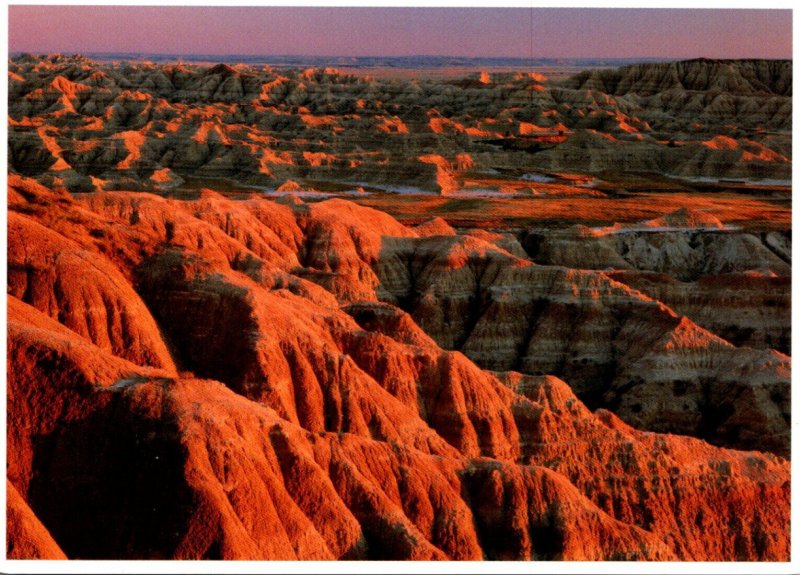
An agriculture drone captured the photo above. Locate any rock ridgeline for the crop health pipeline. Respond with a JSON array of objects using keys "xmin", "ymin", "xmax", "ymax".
[
  {"xmin": 563, "ymin": 58, "xmax": 792, "ymax": 97},
  {"xmin": 7, "ymin": 173, "xmax": 790, "ymax": 560},
  {"xmin": 8, "ymin": 54, "xmax": 791, "ymax": 195},
  {"xmin": 522, "ymin": 208, "xmax": 791, "ymax": 355}
]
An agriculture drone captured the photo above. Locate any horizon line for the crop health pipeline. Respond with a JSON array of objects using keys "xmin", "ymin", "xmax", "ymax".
[{"xmin": 10, "ymin": 51, "xmax": 792, "ymax": 62}]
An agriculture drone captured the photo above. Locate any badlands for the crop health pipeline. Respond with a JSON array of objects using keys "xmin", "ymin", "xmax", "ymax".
[{"xmin": 6, "ymin": 54, "xmax": 792, "ymax": 561}]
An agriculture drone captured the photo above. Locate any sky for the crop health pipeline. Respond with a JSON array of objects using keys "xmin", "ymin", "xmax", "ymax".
[{"xmin": 7, "ymin": 6, "xmax": 793, "ymax": 59}]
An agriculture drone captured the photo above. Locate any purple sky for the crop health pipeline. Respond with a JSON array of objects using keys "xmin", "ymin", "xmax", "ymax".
[{"xmin": 7, "ymin": 6, "xmax": 792, "ymax": 59}]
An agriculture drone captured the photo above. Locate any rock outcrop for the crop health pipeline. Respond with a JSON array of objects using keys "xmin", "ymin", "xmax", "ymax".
[
  {"xmin": 7, "ymin": 289, "xmax": 789, "ymax": 560},
  {"xmin": 219, "ymin": 197, "xmax": 788, "ymax": 456},
  {"xmin": 606, "ymin": 270, "xmax": 790, "ymax": 354},
  {"xmin": 7, "ymin": 171, "xmax": 791, "ymax": 560},
  {"xmin": 8, "ymin": 211, "xmax": 177, "ymax": 371}
]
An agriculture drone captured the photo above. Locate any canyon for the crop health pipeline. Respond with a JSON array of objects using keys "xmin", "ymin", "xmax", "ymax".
[{"xmin": 6, "ymin": 54, "xmax": 792, "ymax": 562}]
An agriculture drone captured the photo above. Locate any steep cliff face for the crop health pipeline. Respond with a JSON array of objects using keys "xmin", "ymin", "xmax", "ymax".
[
  {"xmin": 14, "ymin": 354, "xmax": 686, "ymax": 560},
  {"xmin": 6, "ymin": 294, "xmax": 173, "ymax": 535},
  {"xmin": 522, "ymin": 210, "xmax": 791, "ymax": 355},
  {"xmin": 384, "ymin": 254, "xmax": 789, "ymax": 456},
  {"xmin": 236, "ymin": 198, "xmax": 789, "ymax": 456},
  {"xmin": 523, "ymin": 222, "xmax": 791, "ymax": 281},
  {"xmin": 606, "ymin": 270, "xmax": 790, "ymax": 353}
]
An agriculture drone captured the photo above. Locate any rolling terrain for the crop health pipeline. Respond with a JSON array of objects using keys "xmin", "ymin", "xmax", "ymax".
[{"xmin": 8, "ymin": 54, "xmax": 791, "ymax": 194}]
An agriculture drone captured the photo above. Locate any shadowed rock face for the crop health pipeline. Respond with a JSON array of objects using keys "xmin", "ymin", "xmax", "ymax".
[
  {"xmin": 6, "ymin": 172, "xmax": 790, "ymax": 561},
  {"xmin": 8, "ymin": 55, "xmax": 791, "ymax": 196},
  {"xmin": 7, "ymin": 211, "xmax": 177, "ymax": 371},
  {"xmin": 6, "ymin": 481, "xmax": 66, "ymax": 560},
  {"xmin": 519, "ymin": 214, "xmax": 791, "ymax": 356},
  {"xmin": 383, "ymin": 243, "xmax": 789, "ymax": 456},
  {"xmin": 604, "ymin": 270, "xmax": 790, "ymax": 354},
  {"xmin": 249, "ymin": 200, "xmax": 788, "ymax": 456}
]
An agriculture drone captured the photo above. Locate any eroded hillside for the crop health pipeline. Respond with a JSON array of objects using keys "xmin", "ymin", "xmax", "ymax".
[
  {"xmin": 8, "ymin": 55, "xmax": 791, "ymax": 195},
  {"xmin": 6, "ymin": 55, "xmax": 791, "ymax": 562},
  {"xmin": 6, "ymin": 173, "xmax": 790, "ymax": 560}
]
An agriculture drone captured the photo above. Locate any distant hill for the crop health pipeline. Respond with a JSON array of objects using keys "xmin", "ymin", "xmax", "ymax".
[{"xmin": 562, "ymin": 58, "xmax": 792, "ymax": 96}]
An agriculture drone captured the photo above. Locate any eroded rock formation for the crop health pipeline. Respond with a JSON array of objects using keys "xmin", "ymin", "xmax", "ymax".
[
  {"xmin": 8, "ymin": 55, "xmax": 791, "ymax": 195},
  {"xmin": 6, "ymin": 172, "xmax": 790, "ymax": 561}
]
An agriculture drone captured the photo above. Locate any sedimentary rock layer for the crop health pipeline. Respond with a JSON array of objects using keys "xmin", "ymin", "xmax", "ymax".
[{"xmin": 6, "ymin": 173, "xmax": 790, "ymax": 560}]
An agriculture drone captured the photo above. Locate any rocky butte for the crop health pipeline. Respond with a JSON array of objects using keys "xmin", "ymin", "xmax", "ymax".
[{"xmin": 6, "ymin": 54, "xmax": 791, "ymax": 562}]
